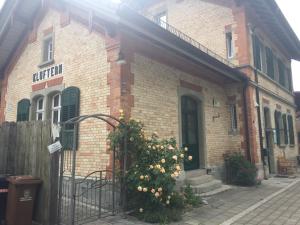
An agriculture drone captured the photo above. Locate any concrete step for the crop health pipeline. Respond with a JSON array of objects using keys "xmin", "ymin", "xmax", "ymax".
[
  {"xmin": 186, "ymin": 174, "xmax": 214, "ymax": 186},
  {"xmin": 185, "ymin": 169, "xmax": 207, "ymax": 178},
  {"xmin": 190, "ymin": 180, "xmax": 222, "ymax": 194}
]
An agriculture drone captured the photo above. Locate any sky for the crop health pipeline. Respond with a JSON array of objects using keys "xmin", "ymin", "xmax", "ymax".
[{"xmin": 0, "ymin": 0, "xmax": 299, "ymax": 90}]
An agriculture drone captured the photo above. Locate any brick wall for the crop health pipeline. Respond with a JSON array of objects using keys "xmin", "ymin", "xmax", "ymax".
[
  {"xmin": 143, "ymin": 0, "xmax": 238, "ymax": 65},
  {"xmin": 131, "ymin": 54, "xmax": 244, "ymax": 168},
  {"xmin": 1, "ymin": 9, "xmax": 110, "ymax": 175}
]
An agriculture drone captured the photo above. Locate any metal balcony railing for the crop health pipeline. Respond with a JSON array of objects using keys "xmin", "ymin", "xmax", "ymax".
[{"xmin": 148, "ymin": 17, "xmax": 236, "ymax": 68}]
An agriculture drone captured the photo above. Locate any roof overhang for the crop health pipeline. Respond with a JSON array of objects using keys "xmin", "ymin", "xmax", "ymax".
[
  {"xmin": 244, "ymin": 0, "xmax": 300, "ymax": 60},
  {"xmin": 0, "ymin": 0, "xmax": 41, "ymax": 77},
  {"xmin": 0, "ymin": 0, "xmax": 248, "ymax": 83}
]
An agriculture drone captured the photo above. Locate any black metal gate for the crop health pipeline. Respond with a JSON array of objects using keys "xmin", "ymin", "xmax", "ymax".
[{"xmin": 57, "ymin": 114, "xmax": 127, "ymax": 225}]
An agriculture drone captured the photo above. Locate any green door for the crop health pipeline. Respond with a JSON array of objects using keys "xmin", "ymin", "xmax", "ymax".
[{"xmin": 181, "ymin": 96, "xmax": 200, "ymax": 171}]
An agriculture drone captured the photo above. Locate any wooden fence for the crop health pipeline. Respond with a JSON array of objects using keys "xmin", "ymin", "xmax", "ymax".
[{"xmin": 0, "ymin": 121, "xmax": 59, "ymax": 225}]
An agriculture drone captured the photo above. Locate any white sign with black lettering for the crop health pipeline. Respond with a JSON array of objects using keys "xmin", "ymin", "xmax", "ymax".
[
  {"xmin": 20, "ymin": 189, "xmax": 32, "ymax": 202},
  {"xmin": 48, "ymin": 141, "xmax": 62, "ymax": 154}
]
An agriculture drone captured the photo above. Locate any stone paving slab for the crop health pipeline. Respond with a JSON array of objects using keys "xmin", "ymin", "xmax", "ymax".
[
  {"xmin": 231, "ymin": 179, "xmax": 300, "ymax": 225},
  {"xmin": 86, "ymin": 177, "xmax": 298, "ymax": 225}
]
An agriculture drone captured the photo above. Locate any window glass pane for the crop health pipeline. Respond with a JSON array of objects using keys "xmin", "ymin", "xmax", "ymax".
[
  {"xmin": 38, "ymin": 98, "xmax": 43, "ymax": 110},
  {"xmin": 37, "ymin": 113, "xmax": 43, "ymax": 121},
  {"xmin": 53, "ymin": 95, "xmax": 60, "ymax": 107},
  {"xmin": 230, "ymin": 104, "xmax": 238, "ymax": 130},
  {"xmin": 53, "ymin": 110, "xmax": 59, "ymax": 124},
  {"xmin": 226, "ymin": 32, "xmax": 233, "ymax": 58},
  {"xmin": 43, "ymin": 37, "xmax": 53, "ymax": 62}
]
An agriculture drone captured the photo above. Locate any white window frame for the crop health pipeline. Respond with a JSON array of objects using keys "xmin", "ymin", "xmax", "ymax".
[
  {"xmin": 226, "ymin": 32, "xmax": 234, "ymax": 59},
  {"xmin": 51, "ymin": 93, "xmax": 61, "ymax": 124},
  {"xmin": 36, "ymin": 97, "xmax": 45, "ymax": 121},
  {"xmin": 42, "ymin": 35, "xmax": 54, "ymax": 64}
]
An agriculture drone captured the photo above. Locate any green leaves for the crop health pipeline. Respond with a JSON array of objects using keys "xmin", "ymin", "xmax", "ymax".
[{"xmin": 108, "ymin": 118, "xmax": 193, "ymax": 223}]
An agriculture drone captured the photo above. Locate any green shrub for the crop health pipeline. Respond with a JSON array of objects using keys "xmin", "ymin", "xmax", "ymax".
[
  {"xmin": 108, "ymin": 113, "xmax": 193, "ymax": 224},
  {"xmin": 183, "ymin": 185, "xmax": 202, "ymax": 208},
  {"xmin": 225, "ymin": 153, "xmax": 257, "ymax": 186}
]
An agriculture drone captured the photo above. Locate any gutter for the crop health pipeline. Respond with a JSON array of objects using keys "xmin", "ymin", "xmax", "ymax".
[
  {"xmin": 242, "ymin": 78, "xmax": 252, "ymax": 162},
  {"xmin": 117, "ymin": 5, "xmax": 248, "ymax": 83},
  {"xmin": 236, "ymin": 64, "xmax": 296, "ymax": 108},
  {"xmin": 254, "ymin": 68, "xmax": 264, "ymax": 166}
]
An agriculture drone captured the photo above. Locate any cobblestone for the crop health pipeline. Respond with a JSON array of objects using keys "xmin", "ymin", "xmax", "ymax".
[{"xmin": 86, "ymin": 177, "xmax": 300, "ymax": 225}]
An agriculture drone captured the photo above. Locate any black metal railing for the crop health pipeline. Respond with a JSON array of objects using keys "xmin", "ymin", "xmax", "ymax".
[
  {"xmin": 59, "ymin": 171, "xmax": 120, "ymax": 225},
  {"xmin": 148, "ymin": 17, "xmax": 236, "ymax": 68}
]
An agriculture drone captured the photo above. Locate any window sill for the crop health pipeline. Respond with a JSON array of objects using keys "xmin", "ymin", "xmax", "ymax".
[
  {"xmin": 290, "ymin": 145, "xmax": 295, "ymax": 148},
  {"xmin": 228, "ymin": 130, "xmax": 238, "ymax": 136},
  {"xmin": 256, "ymin": 69, "xmax": 293, "ymax": 95},
  {"xmin": 39, "ymin": 59, "xmax": 55, "ymax": 68},
  {"xmin": 278, "ymin": 144, "xmax": 287, "ymax": 148}
]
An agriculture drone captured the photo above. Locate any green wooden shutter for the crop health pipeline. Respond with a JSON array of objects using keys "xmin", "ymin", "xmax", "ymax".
[
  {"xmin": 288, "ymin": 115, "xmax": 295, "ymax": 145},
  {"xmin": 252, "ymin": 35, "xmax": 261, "ymax": 70},
  {"xmin": 266, "ymin": 47, "xmax": 274, "ymax": 79},
  {"xmin": 286, "ymin": 69, "xmax": 293, "ymax": 91},
  {"xmin": 282, "ymin": 114, "xmax": 288, "ymax": 145},
  {"xmin": 278, "ymin": 60, "xmax": 285, "ymax": 87},
  {"xmin": 16, "ymin": 99, "xmax": 30, "ymax": 122},
  {"xmin": 61, "ymin": 86, "xmax": 80, "ymax": 150},
  {"xmin": 274, "ymin": 111, "xmax": 280, "ymax": 145}
]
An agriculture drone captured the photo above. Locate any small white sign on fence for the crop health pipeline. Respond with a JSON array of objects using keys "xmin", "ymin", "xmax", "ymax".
[{"xmin": 48, "ymin": 141, "xmax": 62, "ymax": 154}]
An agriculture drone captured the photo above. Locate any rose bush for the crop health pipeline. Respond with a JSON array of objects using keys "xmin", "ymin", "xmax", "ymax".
[{"xmin": 108, "ymin": 113, "xmax": 194, "ymax": 223}]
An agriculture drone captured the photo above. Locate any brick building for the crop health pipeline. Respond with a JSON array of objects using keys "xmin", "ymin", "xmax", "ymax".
[
  {"xmin": 0, "ymin": 0, "xmax": 299, "ymax": 184},
  {"xmin": 295, "ymin": 92, "xmax": 300, "ymax": 153},
  {"xmin": 133, "ymin": 0, "xmax": 300, "ymax": 176}
]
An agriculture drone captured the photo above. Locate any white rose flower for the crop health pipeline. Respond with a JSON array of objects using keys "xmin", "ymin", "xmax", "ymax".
[
  {"xmin": 139, "ymin": 208, "xmax": 144, "ymax": 213},
  {"xmin": 143, "ymin": 187, "xmax": 148, "ymax": 192},
  {"xmin": 161, "ymin": 159, "xmax": 166, "ymax": 164},
  {"xmin": 140, "ymin": 175, "xmax": 144, "ymax": 180},
  {"xmin": 137, "ymin": 186, "xmax": 142, "ymax": 192},
  {"xmin": 158, "ymin": 187, "xmax": 163, "ymax": 192},
  {"xmin": 155, "ymin": 192, "xmax": 160, "ymax": 198},
  {"xmin": 188, "ymin": 156, "xmax": 193, "ymax": 161},
  {"xmin": 172, "ymin": 155, "xmax": 178, "ymax": 161},
  {"xmin": 166, "ymin": 200, "xmax": 170, "ymax": 205},
  {"xmin": 168, "ymin": 145, "xmax": 175, "ymax": 150}
]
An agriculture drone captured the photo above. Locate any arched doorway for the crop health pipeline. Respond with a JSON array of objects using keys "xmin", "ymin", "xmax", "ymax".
[{"xmin": 181, "ymin": 95, "xmax": 202, "ymax": 171}]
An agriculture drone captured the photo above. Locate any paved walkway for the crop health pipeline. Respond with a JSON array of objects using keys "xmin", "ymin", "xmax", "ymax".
[{"xmin": 87, "ymin": 177, "xmax": 300, "ymax": 225}]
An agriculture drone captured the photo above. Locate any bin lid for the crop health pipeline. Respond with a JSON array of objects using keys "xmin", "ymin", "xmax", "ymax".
[{"xmin": 7, "ymin": 176, "xmax": 42, "ymax": 185}]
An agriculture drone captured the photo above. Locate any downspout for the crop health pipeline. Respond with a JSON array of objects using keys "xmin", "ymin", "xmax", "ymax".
[
  {"xmin": 243, "ymin": 78, "xmax": 252, "ymax": 162},
  {"xmin": 254, "ymin": 68, "xmax": 265, "ymax": 167}
]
